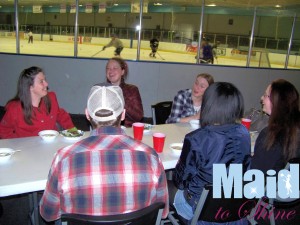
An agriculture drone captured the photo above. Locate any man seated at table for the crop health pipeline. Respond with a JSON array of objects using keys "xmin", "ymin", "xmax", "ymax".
[{"xmin": 39, "ymin": 84, "xmax": 169, "ymax": 223}]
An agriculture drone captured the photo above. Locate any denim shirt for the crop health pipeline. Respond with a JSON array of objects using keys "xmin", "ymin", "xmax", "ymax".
[{"xmin": 173, "ymin": 123, "xmax": 251, "ymax": 207}]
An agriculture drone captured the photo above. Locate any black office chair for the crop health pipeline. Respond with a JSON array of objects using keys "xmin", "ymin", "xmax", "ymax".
[
  {"xmin": 248, "ymin": 157, "xmax": 300, "ymax": 225},
  {"xmin": 167, "ymin": 185, "xmax": 253, "ymax": 225},
  {"xmin": 69, "ymin": 113, "xmax": 91, "ymax": 131},
  {"xmin": 151, "ymin": 101, "xmax": 173, "ymax": 125},
  {"xmin": 60, "ymin": 202, "xmax": 165, "ymax": 225},
  {"xmin": 0, "ymin": 105, "xmax": 5, "ymax": 121}
]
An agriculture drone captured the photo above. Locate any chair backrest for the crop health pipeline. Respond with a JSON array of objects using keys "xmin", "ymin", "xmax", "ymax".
[
  {"xmin": 69, "ymin": 113, "xmax": 91, "ymax": 131},
  {"xmin": 271, "ymin": 157, "xmax": 300, "ymax": 206},
  {"xmin": 248, "ymin": 157, "xmax": 300, "ymax": 225},
  {"xmin": 191, "ymin": 185, "xmax": 253, "ymax": 225},
  {"xmin": 151, "ymin": 101, "xmax": 172, "ymax": 125},
  {"xmin": 61, "ymin": 202, "xmax": 165, "ymax": 225},
  {"xmin": 0, "ymin": 105, "xmax": 5, "ymax": 121}
]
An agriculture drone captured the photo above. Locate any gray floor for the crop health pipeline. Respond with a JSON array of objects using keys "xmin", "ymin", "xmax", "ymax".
[
  {"xmin": 0, "ymin": 193, "xmax": 53, "ymax": 225},
  {"xmin": 0, "ymin": 194, "xmax": 31, "ymax": 225}
]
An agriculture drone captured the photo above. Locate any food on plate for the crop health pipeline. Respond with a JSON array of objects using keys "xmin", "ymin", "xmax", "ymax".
[
  {"xmin": 0, "ymin": 148, "xmax": 14, "ymax": 163},
  {"xmin": 170, "ymin": 143, "xmax": 183, "ymax": 156},
  {"xmin": 61, "ymin": 128, "xmax": 83, "ymax": 137},
  {"xmin": 172, "ymin": 146, "xmax": 182, "ymax": 150},
  {"xmin": 41, "ymin": 134, "xmax": 56, "ymax": 137},
  {"xmin": 143, "ymin": 124, "xmax": 153, "ymax": 134},
  {"xmin": 0, "ymin": 152, "xmax": 12, "ymax": 157},
  {"xmin": 144, "ymin": 123, "xmax": 152, "ymax": 130}
]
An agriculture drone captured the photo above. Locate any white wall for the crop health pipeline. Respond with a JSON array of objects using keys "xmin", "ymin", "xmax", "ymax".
[
  {"xmin": 206, "ymin": 14, "xmax": 254, "ymax": 35},
  {"xmin": 0, "ymin": 53, "xmax": 299, "ymax": 118}
]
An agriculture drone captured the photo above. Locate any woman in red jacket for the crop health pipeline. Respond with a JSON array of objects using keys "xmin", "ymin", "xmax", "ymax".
[{"xmin": 0, "ymin": 66, "xmax": 75, "ymax": 139}]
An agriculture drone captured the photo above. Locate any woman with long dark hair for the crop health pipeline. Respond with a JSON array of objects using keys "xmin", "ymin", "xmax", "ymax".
[
  {"xmin": 0, "ymin": 66, "xmax": 75, "ymax": 138},
  {"xmin": 252, "ymin": 79, "xmax": 300, "ymax": 173}
]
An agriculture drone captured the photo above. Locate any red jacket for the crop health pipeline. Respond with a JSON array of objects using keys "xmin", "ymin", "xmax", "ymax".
[{"xmin": 0, "ymin": 92, "xmax": 74, "ymax": 139}]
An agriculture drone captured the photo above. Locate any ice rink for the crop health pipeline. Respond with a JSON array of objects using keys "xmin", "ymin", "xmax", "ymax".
[{"xmin": 0, "ymin": 37, "xmax": 298, "ymax": 69}]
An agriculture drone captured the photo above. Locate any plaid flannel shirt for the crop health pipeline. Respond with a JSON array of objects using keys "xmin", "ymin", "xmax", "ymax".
[
  {"xmin": 40, "ymin": 126, "xmax": 169, "ymax": 222},
  {"xmin": 166, "ymin": 89, "xmax": 197, "ymax": 123}
]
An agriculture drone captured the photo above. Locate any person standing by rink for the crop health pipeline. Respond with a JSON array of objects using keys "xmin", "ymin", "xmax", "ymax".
[
  {"xmin": 149, "ymin": 37, "xmax": 159, "ymax": 58},
  {"xmin": 102, "ymin": 33, "xmax": 124, "ymax": 57},
  {"xmin": 28, "ymin": 30, "xmax": 33, "ymax": 44},
  {"xmin": 201, "ymin": 39, "xmax": 213, "ymax": 63}
]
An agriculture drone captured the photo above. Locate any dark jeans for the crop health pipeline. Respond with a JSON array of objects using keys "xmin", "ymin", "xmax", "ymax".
[{"xmin": 115, "ymin": 47, "xmax": 123, "ymax": 56}]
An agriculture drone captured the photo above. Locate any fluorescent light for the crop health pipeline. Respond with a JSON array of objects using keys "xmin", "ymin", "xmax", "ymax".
[
  {"xmin": 206, "ymin": 3, "xmax": 216, "ymax": 7},
  {"xmin": 113, "ymin": 3, "xmax": 119, "ymax": 6},
  {"xmin": 154, "ymin": 3, "xmax": 162, "ymax": 6},
  {"xmin": 275, "ymin": 4, "xmax": 281, "ymax": 8}
]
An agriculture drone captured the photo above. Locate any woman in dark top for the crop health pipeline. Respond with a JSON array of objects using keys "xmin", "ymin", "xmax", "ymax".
[
  {"xmin": 105, "ymin": 57, "xmax": 144, "ymax": 127},
  {"xmin": 172, "ymin": 82, "xmax": 251, "ymax": 225},
  {"xmin": 251, "ymin": 79, "xmax": 300, "ymax": 225},
  {"xmin": 251, "ymin": 79, "xmax": 300, "ymax": 173}
]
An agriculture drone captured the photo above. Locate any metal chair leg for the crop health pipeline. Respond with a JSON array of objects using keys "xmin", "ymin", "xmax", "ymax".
[{"xmin": 28, "ymin": 192, "xmax": 40, "ymax": 225}]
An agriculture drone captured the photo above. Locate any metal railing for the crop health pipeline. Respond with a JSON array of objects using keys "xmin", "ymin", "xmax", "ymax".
[{"xmin": 0, "ymin": 24, "xmax": 299, "ymax": 55}]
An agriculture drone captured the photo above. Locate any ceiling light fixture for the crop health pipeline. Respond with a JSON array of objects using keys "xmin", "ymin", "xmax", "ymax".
[
  {"xmin": 113, "ymin": 3, "xmax": 119, "ymax": 6},
  {"xmin": 275, "ymin": 4, "xmax": 281, "ymax": 8},
  {"xmin": 206, "ymin": 3, "xmax": 216, "ymax": 7},
  {"xmin": 154, "ymin": 3, "xmax": 163, "ymax": 6}
]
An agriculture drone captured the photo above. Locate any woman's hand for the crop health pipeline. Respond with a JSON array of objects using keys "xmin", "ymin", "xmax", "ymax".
[{"xmin": 179, "ymin": 112, "xmax": 200, "ymax": 123}]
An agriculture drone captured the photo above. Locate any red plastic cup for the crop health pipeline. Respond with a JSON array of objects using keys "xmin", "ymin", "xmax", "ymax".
[
  {"xmin": 132, "ymin": 122, "xmax": 144, "ymax": 140},
  {"xmin": 152, "ymin": 132, "xmax": 166, "ymax": 153},
  {"xmin": 241, "ymin": 118, "xmax": 251, "ymax": 130}
]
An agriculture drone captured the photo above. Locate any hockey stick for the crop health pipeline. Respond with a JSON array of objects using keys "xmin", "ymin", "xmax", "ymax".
[
  {"xmin": 91, "ymin": 49, "xmax": 104, "ymax": 57},
  {"xmin": 156, "ymin": 51, "xmax": 165, "ymax": 60}
]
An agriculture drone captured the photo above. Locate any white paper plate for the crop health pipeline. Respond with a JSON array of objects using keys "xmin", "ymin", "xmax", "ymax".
[
  {"xmin": 144, "ymin": 123, "xmax": 153, "ymax": 134},
  {"xmin": 0, "ymin": 148, "xmax": 14, "ymax": 163},
  {"xmin": 170, "ymin": 143, "xmax": 183, "ymax": 156},
  {"xmin": 38, "ymin": 130, "xmax": 59, "ymax": 142},
  {"xmin": 61, "ymin": 130, "xmax": 84, "ymax": 141}
]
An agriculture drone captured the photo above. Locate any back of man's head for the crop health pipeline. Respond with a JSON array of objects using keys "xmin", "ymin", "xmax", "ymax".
[{"xmin": 87, "ymin": 83, "xmax": 124, "ymax": 127}]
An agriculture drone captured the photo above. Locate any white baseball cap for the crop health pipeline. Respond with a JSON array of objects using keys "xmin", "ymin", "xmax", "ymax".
[{"xmin": 87, "ymin": 83, "xmax": 124, "ymax": 122}]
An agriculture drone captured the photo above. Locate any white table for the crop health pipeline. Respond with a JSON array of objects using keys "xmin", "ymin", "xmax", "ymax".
[
  {"xmin": 0, "ymin": 123, "xmax": 192, "ymax": 198},
  {"xmin": 0, "ymin": 123, "xmax": 256, "ymax": 225}
]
